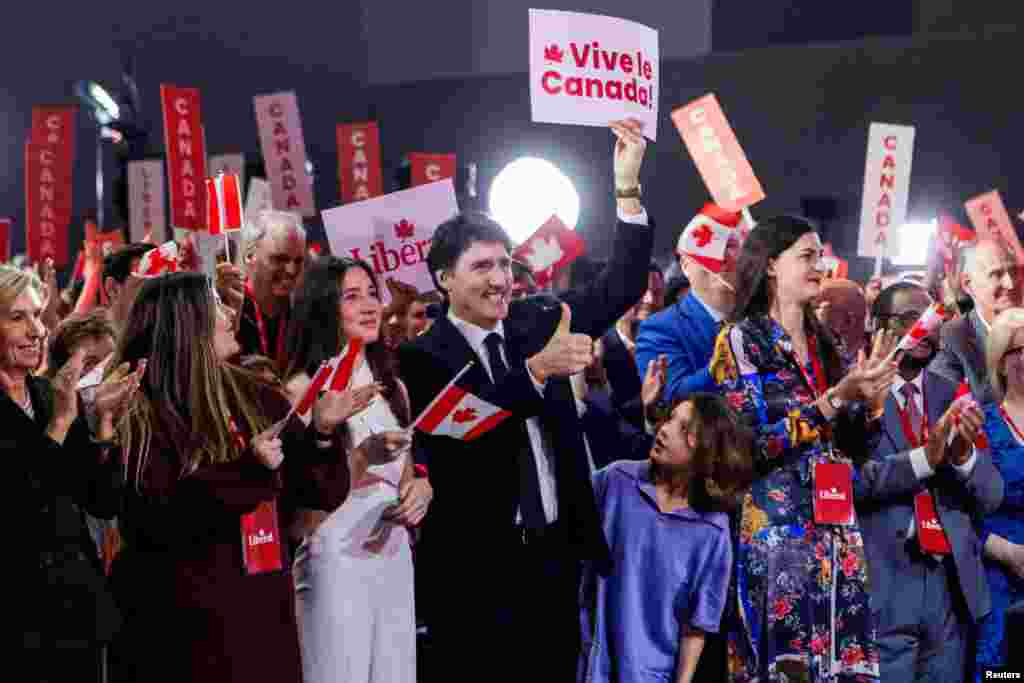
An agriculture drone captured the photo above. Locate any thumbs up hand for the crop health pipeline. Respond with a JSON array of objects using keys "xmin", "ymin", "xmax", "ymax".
[{"xmin": 526, "ymin": 303, "xmax": 594, "ymax": 383}]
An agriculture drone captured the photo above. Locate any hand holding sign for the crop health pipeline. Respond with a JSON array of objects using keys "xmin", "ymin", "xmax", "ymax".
[
  {"xmin": 611, "ymin": 118, "xmax": 646, "ymax": 190},
  {"xmin": 527, "ymin": 303, "xmax": 594, "ymax": 382}
]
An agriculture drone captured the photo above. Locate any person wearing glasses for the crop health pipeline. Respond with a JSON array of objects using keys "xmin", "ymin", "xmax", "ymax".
[
  {"xmin": 931, "ymin": 239, "xmax": 1021, "ymax": 405},
  {"xmin": 857, "ymin": 282, "xmax": 1001, "ymax": 682},
  {"xmin": 976, "ymin": 308, "xmax": 1024, "ymax": 678}
]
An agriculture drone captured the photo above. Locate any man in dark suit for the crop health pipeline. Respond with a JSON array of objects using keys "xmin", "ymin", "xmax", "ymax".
[
  {"xmin": 400, "ymin": 119, "xmax": 653, "ymax": 679},
  {"xmin": 930, "ymin": 239, "xmax": 1021, "ymax": 405},
  {"xmin": 600, "ymin": 262, "xmax": 664, "ymax": 427},
  {"xmin": 857, "ymin": 282, "xmax": 1004, "ymax": 682}
]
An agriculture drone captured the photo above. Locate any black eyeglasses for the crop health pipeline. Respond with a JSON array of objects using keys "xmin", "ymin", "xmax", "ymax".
[
  {"xmin": 879, "ymin": 310, "xmax": 927, "ymax": 330},
  {"xmin": 1005, "ymin": 346, "xmax": 1024, "ymax": 361}
]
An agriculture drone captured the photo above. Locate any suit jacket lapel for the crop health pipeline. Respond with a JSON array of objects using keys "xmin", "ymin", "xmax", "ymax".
[
  {"xmin": 881, "ymin": 392, "xmax": 911, "ymax": 453},
  {"xmin": 427, "ymin": 315, "xmax": 493, "ymax": 392},
  {"xmin": 966, "ymin": 312, "xmax": 988, "ymax": 384}
]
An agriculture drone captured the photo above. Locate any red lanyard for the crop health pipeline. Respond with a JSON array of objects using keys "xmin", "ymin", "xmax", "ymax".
[
  {"xmin": 245, "ymin": 280, "xmax": 288, "ymax": 367},
  {"xmin": 896, "ymin": 385, "xmax": 928, "ymax": 448},
  {"xmin": 795, "ymin": 335, "xmax": 827, "ymax": 399},
  {"xmin": 1001, "ymin": 404, "xmax": 1024, "ymax": 444}
]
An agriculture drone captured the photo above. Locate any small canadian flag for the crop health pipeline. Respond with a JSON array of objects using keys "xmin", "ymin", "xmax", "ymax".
[
  {"xmin": 134, "ymin": 240, "xmax": 181, "ymax": 277},
  {"xmin": 286, "ymin": 339, "xmax": 365, "ymax": 422},
  {"xmin": 328, "ymin": 338, "xmax": 364, "ymax": 391},
  {"xmin": 412, "ymin": 362, "xmax": 512, "ymax": 441},
  {"xmin": 896, "ymin": 303, "xmax": 945, "ymax": 352},
  {"xmin": 205, "ymin": 173, "xmax": 243, "ymax": 236},
  {"xmin": 676, "ymin": 203, "xmax": 741, "ymax": 274}
]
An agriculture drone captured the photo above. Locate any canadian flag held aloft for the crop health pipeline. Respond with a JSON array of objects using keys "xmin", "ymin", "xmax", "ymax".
[
  {"xmin": 529, "ymin": 9, "xmax": 659, "ymax": 140},
  {"xmin": 512, "ymin": 214, "xmax": 586, "ymax": 288},
  {"xmin": 676, "ymin": 204, "xmax": 742, "ymax": 274},
  {"xmin": 322, "ymin": 179, "xmax": 459, "ymax": 302}
]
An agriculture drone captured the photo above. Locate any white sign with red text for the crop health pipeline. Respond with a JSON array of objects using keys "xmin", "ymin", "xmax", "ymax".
[
  {"xmin": 127, "ymin": 160, "xmax": 167, "ymax": 243},
  {"xmin": 858, "ymin": 122, "xmax": 915, "ymax": 261},
  {"xmin": 529, "ymin": 9, "xmax": 658, "ymax": 140},
  {"xmin": 322, "ymin": 180, "xmax": 458, "ymax": 301}
]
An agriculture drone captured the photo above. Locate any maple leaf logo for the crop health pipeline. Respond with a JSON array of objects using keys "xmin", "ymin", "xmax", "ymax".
[
  {"xmin": 691, "ymin": 223, "xmax": 713, "ymax": 248},
  {"xmin": 544, "ymin": 44, "xmax": 564, "ymax": 63},
  {"xmin": 453, "ymin": 407, "xmax": 478, "ymax": 424},
  {"xmin": 394, "ymin": 219, "xmax": 415, "ymax": 240},
  {"xmin": 523, "ymin": 236, "xmax": 563, "ymax": 272}
]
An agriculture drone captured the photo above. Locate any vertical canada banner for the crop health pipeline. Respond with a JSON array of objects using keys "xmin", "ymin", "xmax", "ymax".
[
  {"xmin": 127, "ymin": 160, "xmax": 167, "ymax": 243},
  {"xmin": 254, "ymin": 91, "xmax": 316, "ymax": 217},
  {"xmin": 964, "ymin": 190, "xmax": 1024, "ymax": 265},
  {"xmin": 409, "ymin": 153, "xmax": 457, "ymax": 187},
  {"xmin": 0, "ymin": 218, "xmax": 11, "ymax": 263},
  {"xmin": 337, "ymin": 122, "xmax": 383, "ymax": 203},
  {"xmin": 857, "ymin": 123, "xmax": 915, "ymax": 271},
  {"xmin": 160, "ymin": 85, "xmax": 208, "ymax": 231},
  {"xmin": 25, "ymin": 105, "xmax": 76, "ymax": 267}
]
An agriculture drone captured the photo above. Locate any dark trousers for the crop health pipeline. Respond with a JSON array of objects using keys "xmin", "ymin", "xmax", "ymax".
[
  {"xmin": 876, "ymin": 552, "xmax": 971, "ymax": 683},
  {"xmin": 429, "ymin": 522, "xmax": 582, "ymax": 680},
  {"xmin": 22, "ymin": 643, "xmax": 102, "ymax": 683}
]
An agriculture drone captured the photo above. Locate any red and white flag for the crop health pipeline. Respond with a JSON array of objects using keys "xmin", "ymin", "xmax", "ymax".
[
  {"xmin": 676, "ymin": 204, "xmax": 741, "ymax": 274},
  {"xmin": 896, "ymin": 302, "xmax": 945, "ymax": 353},
  {"xmin": 205, "ymin": 174, "xmax": 244, "ymax": 235},
  {"xmin": 328, "ymin": 338, "xmax": 364, "ymax": 391},
  {"xmin": 134, "ymin": 241, "xmax": 180, "ymax": 277},
  {"xmin": 294, "ymin": 360, "xmax": 336, "ymax": 419},
  {"xmin": 412, "ymin": 362, "xmax": 511, "ymax": 441},
  {"xmin": 512, "ymin": 214, "xmax": 586, "ymax": 288}
]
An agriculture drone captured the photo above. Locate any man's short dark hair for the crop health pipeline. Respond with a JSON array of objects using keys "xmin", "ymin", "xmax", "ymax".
[
  {"xmin": 427, "ymin": 212, "xmax": 512, "ymax": 296},
  {"xmin": 871, "ymin": 281, "xmax": 928, "ymax": 320},
  {"xmin": 103, "ymin": 243, "xmax": 155, "ymax": 285},
  {"xmin": 664, "ymin": 274, "xmax": 691, "ymax": 308}
]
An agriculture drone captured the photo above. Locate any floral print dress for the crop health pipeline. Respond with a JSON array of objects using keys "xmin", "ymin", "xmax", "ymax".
[{"xmin": 711, "ymin": 316, "xmax": 879, "ymax": 683}]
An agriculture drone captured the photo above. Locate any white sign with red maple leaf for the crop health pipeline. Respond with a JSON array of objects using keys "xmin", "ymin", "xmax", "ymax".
[
  {"xmin": 529, "ymin": 9, "xmax": 659, "ymax": 140},
  {"xmin": 322, "ymin": 179, "xmax": 459, "ymax": 302},
  {"xmin": 512, "ymin": 213, "xmax": 586, "ymax": 287}
]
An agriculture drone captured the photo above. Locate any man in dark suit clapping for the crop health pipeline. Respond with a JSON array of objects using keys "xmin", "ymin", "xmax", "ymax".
[{"xmin": 400, "ymin": 119, "xmax": 654, "ymax": 680}]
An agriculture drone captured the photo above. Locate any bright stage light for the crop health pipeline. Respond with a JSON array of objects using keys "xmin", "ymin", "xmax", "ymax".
[
  {"xmin": 889, "ymin": 218, "xmax": 937, "ymax": 266},
  {"xmin": 488, "ymin": 157, "xmax": 579, "ymax": 244}
]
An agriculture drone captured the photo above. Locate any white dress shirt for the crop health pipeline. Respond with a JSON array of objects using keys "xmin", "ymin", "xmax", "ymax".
[{"xmin": 446, "ymin": 204, "xmax": 650, "ymax": 524}]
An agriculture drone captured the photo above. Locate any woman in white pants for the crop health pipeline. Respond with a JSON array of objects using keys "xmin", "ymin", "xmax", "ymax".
[{"xmin": 284, "ymin": 257, "xmax": 433, "ymax": 683}]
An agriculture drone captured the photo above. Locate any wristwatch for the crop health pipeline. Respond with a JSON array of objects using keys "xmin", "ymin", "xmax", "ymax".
[
  {"xmin": 825, "ymin": 388, "xmax": 846, "ymax": 411},
  {"xmin": 615, "ymin": 184, "xmax": 642, "ymax": 199}
]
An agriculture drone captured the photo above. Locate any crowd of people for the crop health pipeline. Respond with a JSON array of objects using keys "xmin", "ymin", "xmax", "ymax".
[{"xmin": 12, "ymin": 115, "xmax": 1024, "ymax": 683}]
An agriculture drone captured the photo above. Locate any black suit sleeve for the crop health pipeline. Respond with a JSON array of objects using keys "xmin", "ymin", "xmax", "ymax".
[{"xmin": 561, "ymin": 218, "xmax": 655, "ymax": 340}]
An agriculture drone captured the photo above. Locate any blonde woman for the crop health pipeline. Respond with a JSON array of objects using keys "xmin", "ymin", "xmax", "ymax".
[{"xmin": 977, "ymin": 307, "xmax": 1024, "ymax": 677}]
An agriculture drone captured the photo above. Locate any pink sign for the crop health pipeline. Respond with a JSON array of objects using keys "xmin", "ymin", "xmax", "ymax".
[
  {"xmin": 964, "ymin": 190, "xmax": 1024, "ymax": 263},
  {"xmin": 253, "ymin": 92, "xmax": 316, "ymax": 217},
  {"xmin": 672, "ymin": 94, "xmax": 765, "ymax": 212}
]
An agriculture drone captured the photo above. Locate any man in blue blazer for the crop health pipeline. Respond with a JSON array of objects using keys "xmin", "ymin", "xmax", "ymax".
[
  {"xmin": 856, "ymin": 282, "xmax": 1004, "ymax": 682},
  {"xmin": 635, "ymin": 204, "xmax": 741, "ymax": 403}
]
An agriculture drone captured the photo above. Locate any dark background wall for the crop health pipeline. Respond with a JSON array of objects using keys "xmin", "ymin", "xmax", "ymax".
[{"xmin": 3, "ymin": 0, "xmax": 1019, "ymax": 284}]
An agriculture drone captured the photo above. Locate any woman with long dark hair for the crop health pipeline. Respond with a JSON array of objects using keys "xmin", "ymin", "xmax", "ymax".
[
  {"xmin": 710, "ymin": 217, "xmax": 897, "ymax": 682},
  {"xmin": 285, "ymin": 257, "xmax": 431, "ymax": 683},
  {"xmin": 109, "ymin": 273, "xmax": 406, "ymax": 683}
]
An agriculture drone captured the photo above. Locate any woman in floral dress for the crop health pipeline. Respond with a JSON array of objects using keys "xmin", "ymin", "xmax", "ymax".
[{"xmin": 710, "ymin": 216, "xmax": 898, "ymax": 682}]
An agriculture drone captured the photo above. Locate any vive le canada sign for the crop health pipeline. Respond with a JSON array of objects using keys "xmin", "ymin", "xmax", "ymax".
[{"xmin": 529, "ymin": 9, "xmax": 659, "ymax": 140}]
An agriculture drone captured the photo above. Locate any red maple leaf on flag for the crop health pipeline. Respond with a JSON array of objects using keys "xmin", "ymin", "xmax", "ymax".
[
  {"xmin": 394, "ymin": 219, "xmax": 415, "ymax": 240},
  {"xmin": 692, "ymin": 224, "xmax": 713, "ymax": 248},
  {"xmin": 453, "ymin": 407, "xmax": 478, "ymax": 424},
  {"xmin": 544, "ymin": 44, "xmax": 564, "ymax": 63}
]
